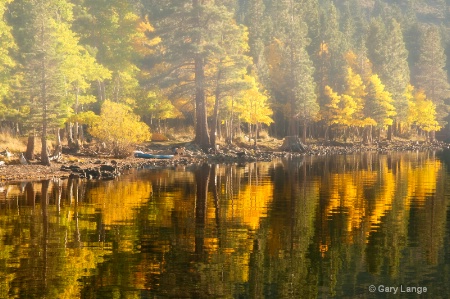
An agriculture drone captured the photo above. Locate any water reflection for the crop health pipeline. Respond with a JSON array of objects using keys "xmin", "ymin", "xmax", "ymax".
[{"xmin": 0, "ymin": 152, "xmax": 449, "ymax": 298}]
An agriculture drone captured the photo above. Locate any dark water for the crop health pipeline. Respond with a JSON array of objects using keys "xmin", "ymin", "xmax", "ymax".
[{"xmin": 0, "ymin": 152, "xmax": 449, "ymax": 298}]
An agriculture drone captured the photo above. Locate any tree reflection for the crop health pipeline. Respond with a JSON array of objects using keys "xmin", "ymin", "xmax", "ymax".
[{"xmin": 0, "ymin": 153, "xmax": 448, "ymax": 298}]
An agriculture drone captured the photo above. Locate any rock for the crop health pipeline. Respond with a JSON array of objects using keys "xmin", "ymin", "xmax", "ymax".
[
  {"xmin": 19, "ymin": 153, "xmax": 28, "ymax": 165},
  {"xmin": 100, "ymin": 164, "xmax": 116, "ymax": 172}
]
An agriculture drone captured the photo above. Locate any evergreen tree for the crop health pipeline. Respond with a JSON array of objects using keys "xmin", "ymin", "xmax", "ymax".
[
  {"xmin": 75, "ymin": 0, "xmax": 142, "ymax": 102},
  {"xmin": 0, "ymin": 0, "xmax": 17, "ymax": 125},
  {"xmin": 23, "ymin": 0, "xmax": 73, "ymax": 165},
  {"xmin": 0, "ymin": 0, "xmax": 15, "ymax": 103},
  {"xmin": 206, "ymin": 24, "xmax": 252, "ymax": 148},
  {"xmin": 413, "ymin": 25, "xmax": 450, "ymax": 139},
  {"xmin": 146, "ymin": 0, "xmax": 242, "ymax": 150},
  {"xmin": 383, "ymin": 19, "xmax": 410, "ymax": 125},
  {"xmin": 367, "ymin": 18, "xmax": 410, "ymax": 132},
  {"xmin": 243, "ymin": 0, "xmax": 270, "ymax": 86}
]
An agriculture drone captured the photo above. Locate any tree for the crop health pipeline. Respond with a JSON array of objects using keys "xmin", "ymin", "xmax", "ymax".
[
  {"xmin": 75, "ymin": 0, "xmax": 142, "ymax": 102},
  {"xmin": 0, "ymin": 0, "xmax": 15, "ymax": 104},
  {"xmin": 383, "ymin": 19, "xmax": 410, "ymax": 125},
  {"xmin": 135, "ymin": 90, "xmax": 181, "ymax": 134},
  {"xmin": 146, "ymin": 0, "xmax": 240, "ymax": 151},
  {"xmin": 23, "ymin": 0, "xmax": 73, "ymax": 165},
  {"xmin": 264, "ymin": 0, "xmax": 317, "ymax": 138},
  {"xmin": 235, "ymin": 75, "xmax": 273, "ymax": 147},
  {"xmin": 364, "ymin": 74, "xmax": 396, "ymax": 141},
  {"xmin": 413, "ymin": 25, "xmax": 450, "ymax": 133},
  {"xmin": 243, "ymin": 0, "xmax": 270, "ymax": 85},
  {"xmin": 367, "ymin": 18, "xmax": 410, "ymax": 135},
  {"xmin": 206, "ymin": 23, "xmax": 252, "ymax": 148},
  {"xmin": 294, "ymin": 45, "xmax": 319, "ymax": 143},
  {"xmin": 89, "ymin": 100, "xmax": 151, "ymax": 157},
  {"xmin": 406, "ymin": 86, "xmax": 441, "ymax": 134},
  {"xmin": 55, "ymin": 19, "xmax": 111, "ymax": 149}
]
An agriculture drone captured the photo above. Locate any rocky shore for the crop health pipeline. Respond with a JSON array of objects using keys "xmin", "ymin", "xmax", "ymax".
[{"xmin": 0, "ymin": 139, "xmax": 449, "ymax": 183}]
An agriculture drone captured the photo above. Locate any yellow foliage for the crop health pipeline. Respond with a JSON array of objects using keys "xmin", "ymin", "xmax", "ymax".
[
  {"xmin": 89, "ymin": 100, "xmax": 151, "ymax": 154},
  {"xmin": 133, "ymin": 17, "xmax": 161, "ymax": 56},
  {"xmin": 407, "ymin": 88, "xmax": 441, "ymax": 132},
  {"xmin": 88, "ymin": 179, "xmax": 152, "ymax": 226},
  {"xmin": 236, "ymin": 75, "xmax": 273, "ymax": 126},
  {"xmin": 366, "ymin": 74, "xmax": 396, "ymax": 127}
]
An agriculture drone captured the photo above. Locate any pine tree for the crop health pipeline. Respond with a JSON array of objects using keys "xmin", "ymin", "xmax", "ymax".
[
  {"xmin": 75, "ymin": 0, "xmax": 141, "ymax": 102},
  {"xmin": 367, "ymin": 18, "xmax": 410, "ymax": 132},
  {"xmin": 206, "ymin": 24, "xmax": 252, "ymax": 148},
  {"xmin": 382, "ymin": 19, "xmax": 410, "ymax": 125},
  {"xmin": 23, "ymin": 0, "xmax": 73, "ymax": 165},
  {"xmin": 413, "ymin": 25, "xmax": 450, "ymax": 132},
  {"xmin": 0, "ymin": 0, "xmax": 15, "ymax": 103},
  {"xmin": 243, "ymin": 0, "xmax": 269, "ymax": 84},
  {"xmin": 294, "ymin": 45, "xmax": 319, "ymax": 143},
  {"xmin": 146, "ymin": 0, "xmax": 243, "ymax": 150},
  {"xmin": 0, "ymin": 0, "xmax": 19, "ymax": 128}
]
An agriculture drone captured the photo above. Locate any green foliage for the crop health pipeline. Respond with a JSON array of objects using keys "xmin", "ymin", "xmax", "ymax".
[
  {"xmin": 2, "ymin": 0, "xmax": 450, "ymax": 144},
  {"xmin": 89, "ymin": 100, "xmax": 151, "ymax": 156},
  {"xmin": 0, "ymin": 0, "xmax": 15, "ymax": 101},
  {"xmin": 413, "ymin": 24, "xmax": 450, "ymax": 126}
]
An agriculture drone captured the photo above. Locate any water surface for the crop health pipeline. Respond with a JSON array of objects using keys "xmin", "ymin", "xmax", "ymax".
[{"xmin": 0, "ymin": 152, "xmax": 449, "ymax": 298}]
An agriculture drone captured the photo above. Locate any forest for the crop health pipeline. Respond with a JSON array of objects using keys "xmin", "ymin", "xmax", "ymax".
[{"xmin": 1, "ymin": 0, "xmax": 450, "ymax": 160}]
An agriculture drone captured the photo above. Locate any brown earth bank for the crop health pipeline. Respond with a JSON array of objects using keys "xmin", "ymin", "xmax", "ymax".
[{"xmin": 1, "ymin": 138, "xmax": 449, "ymax": 183}]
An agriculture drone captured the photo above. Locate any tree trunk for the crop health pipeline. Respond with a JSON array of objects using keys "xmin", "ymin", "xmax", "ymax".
[
  {"xmin": 74, "ymin": 86, "xmax": 80, "ymax": 149},
  {"xmin": 254, "ymin": 123, "xmax": 259, "ymax": 148},
  {"xmin": 302, "ymin": 121, "xmax": 307, "ymax": 144},
  {"xmin": 193, "ymin": 0, "xmax": 210, "ymax": 151},
  {"xmin": 387, "ymin": 125, "xmax": 392, "ymax": 141},
  {"xmin": 67, "ymin": 122, "xmax": 74, "ymax": 146},
  {"xmin": 41, "ymin": 135, "xmax": 50, "ymax": 166},
  {"xmin": 210, "ymin": 63, "xmax": 222, "ymax": 149},
  {"xmin": 430, "ymin": 130, "xmax": 435, "ymax": 142},
  {"xmin": 25, "ymin": 135, "xmax": 35, "ymax": 161},
  {"xmin": 193, "ymin": 54, "xmax": 210, "ymax": 150}
]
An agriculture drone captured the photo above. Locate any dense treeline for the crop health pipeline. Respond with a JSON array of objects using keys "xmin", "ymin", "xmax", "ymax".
[{"xmin": 1, "ymin": 0, "xmax": 450, "ymax": 161}]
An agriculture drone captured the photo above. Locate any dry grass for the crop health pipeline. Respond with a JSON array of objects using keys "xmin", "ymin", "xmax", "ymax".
[
  {"xmin": 0, "ymin": 133, "xmax": 27, "ymax": 153},
  {"xmin": 151, "ymin": 132, "xmax": 169, "ymax": 142},
  {"xmin": 0, "ymin": 133, "xmax": 57, "ymax": 157}
]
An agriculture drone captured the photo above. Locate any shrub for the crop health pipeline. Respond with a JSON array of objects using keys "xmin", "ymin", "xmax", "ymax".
[{"xmin": 89, "ymin": 100, "xmax": 151, "ymax": 157}]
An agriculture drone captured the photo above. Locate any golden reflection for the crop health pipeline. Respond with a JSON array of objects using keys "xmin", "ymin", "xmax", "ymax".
[
  {"xmin": 322, "ymin": 153, "xmax": 443, "ymax": 245},
  {"xmin": 87, "ymin": 179, "xmax": 153, "ymax": 225}
]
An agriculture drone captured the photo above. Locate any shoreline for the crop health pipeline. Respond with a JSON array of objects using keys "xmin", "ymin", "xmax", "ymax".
[{"xmin": 0, "ymin": 140, "xmax": 449, "ymax": 183}]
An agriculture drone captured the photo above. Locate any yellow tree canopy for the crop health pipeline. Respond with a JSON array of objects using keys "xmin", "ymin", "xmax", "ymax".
[
  {"xmin": 236, "ymin": 75, "xmax": 273, "ymax": 126},
  {"xmin": 365, "ymin": 74, "xmax": 396, "ymax": 128},
  {"xmin": 408, "ymin": 88, "xmax": 441, "ymax": 132}
]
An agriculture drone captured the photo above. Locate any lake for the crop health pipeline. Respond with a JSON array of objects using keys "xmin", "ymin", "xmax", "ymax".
[{"xmin": 0, "ymin": 151, "xmax": 449, "ymax": 298}]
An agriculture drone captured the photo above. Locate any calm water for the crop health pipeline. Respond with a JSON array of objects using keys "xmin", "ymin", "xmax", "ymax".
[{"xmin": 0, "ymin": 152, "xmax": 450, "ymax": 298}]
